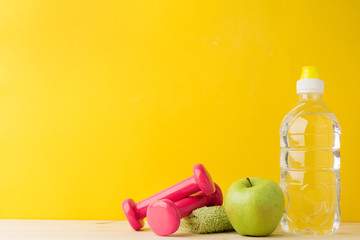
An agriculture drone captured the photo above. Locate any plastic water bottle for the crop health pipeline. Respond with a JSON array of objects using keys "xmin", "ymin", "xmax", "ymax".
[{"xmin": 279, "ymin": 66, "xmax": 341, "ymax": 235}]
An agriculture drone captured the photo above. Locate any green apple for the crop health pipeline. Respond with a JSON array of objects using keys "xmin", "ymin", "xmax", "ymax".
[{"xmin": 224, "ymin": 177, "xmax": 284, "ymax": 236}]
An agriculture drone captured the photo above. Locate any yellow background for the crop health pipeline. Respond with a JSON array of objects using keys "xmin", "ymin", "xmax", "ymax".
[{"xmin": 0, "ymin": 0, "xmax": 359, "ymax": 221}]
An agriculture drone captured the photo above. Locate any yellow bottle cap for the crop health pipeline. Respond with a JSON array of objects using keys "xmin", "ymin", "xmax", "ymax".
[
  {"xmin": 297, "ymin": 66, "xmax": 324, "ymax": 94},
  {"xmin": 300, "ymin": 66, "xmax": 320, "ymax": 79}
]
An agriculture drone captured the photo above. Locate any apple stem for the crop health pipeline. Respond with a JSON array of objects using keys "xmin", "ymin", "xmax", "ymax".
[{"xmin": 247, "ymin": 178, "xmax": 253, "ymax": 187}]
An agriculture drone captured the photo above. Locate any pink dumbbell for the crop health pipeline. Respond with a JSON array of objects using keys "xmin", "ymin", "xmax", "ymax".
[
  {"xmin": 147, "ymin": 183, "xmax": 223, "ymax": 236},
  {"xmin": 122, "ymin": 164, "xmax": 215, "ymax": 231}
]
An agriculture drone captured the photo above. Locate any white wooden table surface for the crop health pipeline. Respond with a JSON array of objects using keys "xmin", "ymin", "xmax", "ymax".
[{"xmin": 0, "ymin": 220, "xmax": 359, "ymax": 240}]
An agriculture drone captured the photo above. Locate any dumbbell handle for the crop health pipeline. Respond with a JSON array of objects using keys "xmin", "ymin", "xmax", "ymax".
[
  {"xmin": 136, "ymin": 176, "xmax": 201, "ymax": 217},
  {"xmin": 174, "ymin": 193, "xmax": 212, "ymax": 218}
]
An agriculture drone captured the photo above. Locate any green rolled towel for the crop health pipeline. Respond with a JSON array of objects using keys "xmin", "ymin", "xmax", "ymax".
[{"xmin": 179, "ymin": 206, "xmax": 234, "ymax": 234}]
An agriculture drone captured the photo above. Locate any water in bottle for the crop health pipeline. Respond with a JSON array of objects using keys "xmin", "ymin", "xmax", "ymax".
[{"xmin": 280, "ymin": 66, "xmax": 341, "ymax": 235}]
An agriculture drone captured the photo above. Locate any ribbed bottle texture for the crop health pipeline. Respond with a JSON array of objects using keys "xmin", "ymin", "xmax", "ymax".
[{"xmin": 280, "ymin": 92, "xmax": 341, "ymax": 235}]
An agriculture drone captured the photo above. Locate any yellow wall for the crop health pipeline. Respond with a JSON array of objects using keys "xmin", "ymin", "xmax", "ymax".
[{"xmin": 0, "ymin": 0, "xmax": 359, "ymax": 221}]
